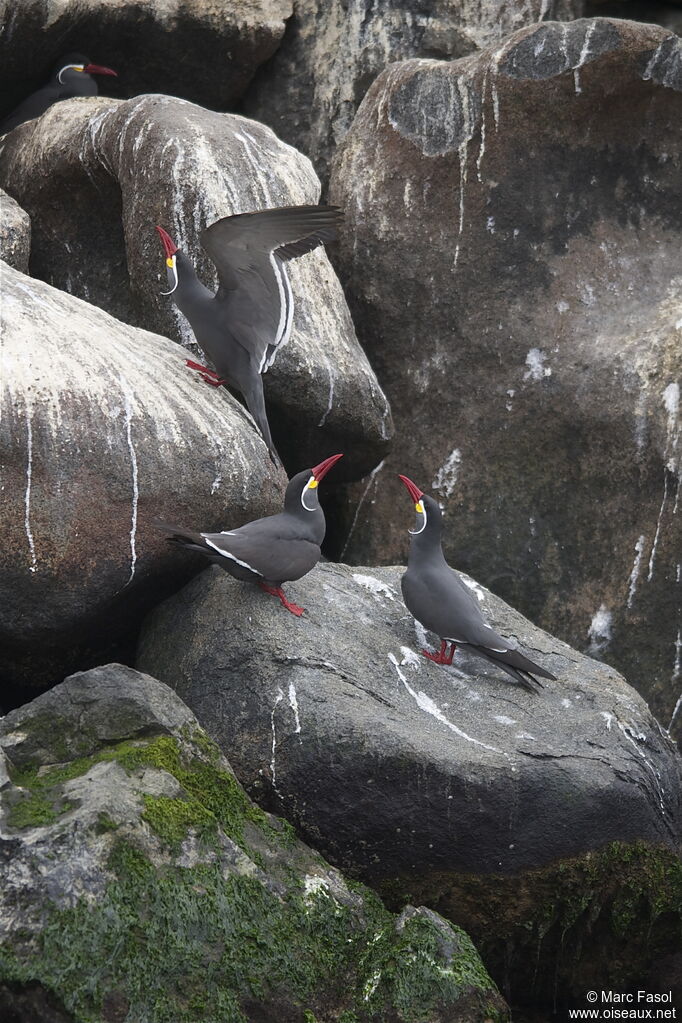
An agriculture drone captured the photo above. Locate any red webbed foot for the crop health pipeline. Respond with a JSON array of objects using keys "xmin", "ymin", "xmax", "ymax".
[
  {"xmin": 259, "ymin": 582, "xmax": 305, "ymax": 617},
  {"xmin": 421, "ymin": 640, "xmax": 456, "ymax": 665}
]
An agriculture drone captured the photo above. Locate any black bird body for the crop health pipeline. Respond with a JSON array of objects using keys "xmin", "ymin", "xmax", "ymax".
[
  {"xmin": 0, "ymin": 54, "xmax": 117, "ymax": 134},
  {"xmin": 399, "ymin": 476, "xmax": 556, "ymax": 692},
  {"xmin": 156, "ymin": 205, "xmax": 343, "ymax": 464},
  {"xmin": 155, "ymin": 454, "xmax": 343, "ymax": 615}
]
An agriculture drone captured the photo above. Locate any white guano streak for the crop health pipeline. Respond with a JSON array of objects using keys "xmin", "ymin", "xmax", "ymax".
[
  {"xmin": 389, "ymin": 657, "xmax": 503, "ymax": 754},
  {"xmin": 573, "ymin": 21, "xmax": 597, "ymax": 94},
  {"xmin": 270, "ymin": 687, "xmax": 285, "ymax": 795},
  {"xmin": 24, "ymin": 407, "xmax": 37, "ymax": 573},
  {"xmin": 647, "ymin": 471, "xmax": 668, "ymax": 582},
  {"xmin": 453, "ymin": 78, "xmax": 470, "ymax": 271},
  {"xmin": 119, "ymin": 377, "xmax": 139, "ymax": 587},
  {"xmin": 340, "ymin": 460, "xmax": 385, "ymax": 558},
  {"xmin": 626, "ymin": 535, "xmax": 646, "ymax": 608},
  {"xmin": 288, "ymin": 683, "xmax": 302, "ymax": 735}
]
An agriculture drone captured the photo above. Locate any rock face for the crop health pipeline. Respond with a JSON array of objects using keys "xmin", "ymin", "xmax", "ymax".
[
  {"xmin": 0, "ymin": 189, "xmax": 29, "ymax": 272},
  {"xmin": 137, "ymin": 560, "xmax": 682, "ymax": 1009},
  {"xmin": 328, "ymin": 19, "xmax": 682, "ymax": 738},
  {"xmin": 0, "ymin": 0, "xmax": 291, "ymax": 124},
  {"xmin": 245, "ymin": 0, "xmax": 585, "ymax": 185},
  {"xmin": 0, "ymin": 262, "xmax": 285, "ymax": 699},
  {"xmin": 0, "ymin": 94, "xmax": 392, "ymax": 478},
  {"xmin": 0, "ymin": 664, "xmax": 508, "ymax": 1023}
]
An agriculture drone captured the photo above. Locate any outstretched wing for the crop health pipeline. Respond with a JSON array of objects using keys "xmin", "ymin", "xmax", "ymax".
[{"xmin": 201, "ymin": 205, "xmax": 343, "ymax": 372}]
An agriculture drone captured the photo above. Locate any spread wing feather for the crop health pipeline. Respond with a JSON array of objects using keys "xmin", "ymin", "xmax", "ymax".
[{"xmin": 201, "ymin": 205, "xmax": 342, "ymax": 370}]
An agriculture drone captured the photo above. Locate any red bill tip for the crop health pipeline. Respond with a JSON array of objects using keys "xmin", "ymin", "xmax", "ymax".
[
  {"xmin": 311, "ymin": 453, "xmax": 344, "ymax": 482},
  {"xmin": 398, "ymin": 474, "xmax": 424, "ymax": 503},
  {"xmin": 83, "ymin": 64, "xmax": 118, "ymax": 77},
  {"xmin": 155, "ymin": 225, "xmax": 178, "ymax": 258}
]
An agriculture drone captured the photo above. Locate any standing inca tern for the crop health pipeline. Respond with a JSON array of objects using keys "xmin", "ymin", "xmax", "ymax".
[
  {"xmin": 155, "ymin": 205, "xmax": 343, "ymax": 465},
  {"xmin": 398, "ymin": 475, "xmax": 556, "ymax": 692},
  {"xmin": 0, "ymin": 53, "xmax": 117, "ymax": 134},
  {"xmin": 154, "ymin": 453, "xmax": 343, "ymax": 616}
]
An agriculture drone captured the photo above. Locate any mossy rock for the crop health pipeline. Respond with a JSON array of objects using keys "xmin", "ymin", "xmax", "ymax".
[
  {"xmin": 0, "ymin": 666, "xmax": 508, "ymax": 1023},
  {"xmin": 378, "ymin": 841, "xmax": 682, "ymax": 1014}
]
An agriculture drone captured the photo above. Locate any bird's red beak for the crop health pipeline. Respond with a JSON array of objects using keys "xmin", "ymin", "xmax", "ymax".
[
  {"xmin": 155, "ymin": 226, "xmax": 178, "ymax": 259},
  {"xmin": 83, "ymin": 64, "xmax": 118, "ymax": 77},
  {"xmin": 311, "ymin": 453, "xmax": 343, "ymax": 482},
  {"xmin": 398, "ymin": 474, "xmax": 424, "ymax": 503}
]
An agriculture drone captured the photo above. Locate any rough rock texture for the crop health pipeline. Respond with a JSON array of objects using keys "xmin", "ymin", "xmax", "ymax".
[
  {"xmin": 0, "ymin": 189, "xmax": 30, "ymax": 273},
  {"xmin": 586, "ymin": 2, "xmax": 682, "ymax": 34},
  {"xmin": 328, "ymin": 18, "xmax": 682, "ymax": 738},
  {"xmin": 0, "ymin": 94, "xmax": 392, "ymax": 479},
  {"xmin": 137, "ymin": 560, "xmax": 682, "ymax": 1009},
  {"xmin": 245, "ymin": 0, "xmax": 585, "ymax": 185},
  {"xmin": 0, "ymin": 0, "xmax": 291, "ymax": 125},
  {"xmin": 0, "ymin": 664, "xmax": 508, "ymax": 1023},
  {"xmin": 0, "ymin": 262, "xmax": 285, "ymax": 699}
]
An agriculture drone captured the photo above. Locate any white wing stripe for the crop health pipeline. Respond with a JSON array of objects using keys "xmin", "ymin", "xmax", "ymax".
[
  {"xmin": 204, "ymin": 537, "xmax": 263, "ymax": 576},
  {"xmin": 266, "ymin": 252, "xmax": 287, "ymax": 372},
  {"xmin": 264, "ymin": 257, "xmax": 294, "ymax": 372}
]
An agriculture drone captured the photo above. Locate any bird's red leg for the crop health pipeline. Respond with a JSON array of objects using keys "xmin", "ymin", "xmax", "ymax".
[
  {"xmin": 259, "ymin": 582, "xmax": 305, "ymax": 617},
  {"xmin": 445, "ymin": 642, "xmax": 457, "ymax": 665},
  {"xmin": 422, "ymin": 639, "xmax": 448, "ymax": 664},
  {"xmin": 185, "ymin": 359, "xmax": 227, "ymax": 386},
  {"xmin": 186, "ymin": 358, "xmax": 218, "ymax": 376}
]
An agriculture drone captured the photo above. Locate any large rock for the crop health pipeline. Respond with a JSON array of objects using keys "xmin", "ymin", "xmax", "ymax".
[
  {"xmin": 0, "ymin": 0, "xmax": 291, "ymax": 124},
  {"xmin": 0, "ymin": 262, "xmax": 284, "ymax": 699},
  {"xmin": 0, "ymin": 664, "xmax": 508, "ymax": 1023},
  {"xmin": 0, "ymin": 189, "xmax": 29, "ymax": 272},
  {"xmin": 0, "ymin": 94, "xmax": 393, "ymax": 478},
  {"xmin": 245, "ymin": 0, "xmax": 585, "ymax": 185},
  {"xmin": 137, "ymin": 560, "xmax": 682, "ymax": 1009},
  {"xmin": 328, "ymin": 18, "xmax": 682, "ymax": 737}
]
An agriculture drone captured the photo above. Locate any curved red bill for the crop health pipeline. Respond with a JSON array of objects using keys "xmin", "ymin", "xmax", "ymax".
[
  {"xmin": 311, "ymin": 453, "xmax": 344, "ymax": 482},
  {"xmin": 155, "ymin": 226, "xmax": 178, "ymax": 259},
  {"xmin": 83, "ymin": 64, "xmax": 118, "ymax": 77},
  {"xmin": 398, "ymin": 474, "xmax": 424, "ymax": 503}
]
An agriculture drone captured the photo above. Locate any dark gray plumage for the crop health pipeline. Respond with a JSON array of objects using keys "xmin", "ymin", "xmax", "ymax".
[
  {"xmin": 155, "ymin": 205, "xmax": 343, "ymax": 464},
  {"xmin": 0, "ymin": 53, "xmax": 117, "ymax": 134},
  {"xmin": 398, "ymin": 475, "xmax": 557, "ymax": 693},
  {"xmin": 154, "ymin": 454, "xmax": 343, "ymax": 616}
]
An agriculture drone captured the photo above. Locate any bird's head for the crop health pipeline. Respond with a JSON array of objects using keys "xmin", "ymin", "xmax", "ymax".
[
  {"xmin": 398, "ymin": 474, "xmax": 440, "ymax": 536},
  {"xmin": 155, "ymin": 226, "xmax": 180, "ymax": 296},
  {"xmin": 287, "ymin": 454, "xmax": 344, "ymax": 514},
  {"xmin": 55, "ymin": 54, "xmax": 117, "ymax": 85}
]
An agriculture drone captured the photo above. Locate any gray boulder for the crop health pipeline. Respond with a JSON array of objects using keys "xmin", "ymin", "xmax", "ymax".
[
  {"xmin": 245, "ymin": 0, "xmax": 585, "ymax": 185},
  {"xmin": 137, "ymin": 560, "xmax": 682, "ymax": 1007},
  {"xmin": 0, "ymin": 261, "xmax": 285, "ymax": 697},
  {"xmin": 0, "ymin": 0, "xmax": 291, "ymax": 124},
  {"xmin": 0, "ymin": 94, "xmax": 392, "ymax": 478},
  {"xmin": 328, "ymin": 18, "xmax": 682, "ymax": 737},
  {"xmin": 0, "ymin": 664, "xmax": 508, "ymax": 1023},
  {"xmin": 0, "ymin": 189, "xmax": 29, "ymax": 272}
]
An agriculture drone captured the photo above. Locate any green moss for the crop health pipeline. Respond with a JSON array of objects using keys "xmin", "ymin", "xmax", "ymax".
[
  {"xmin": 378, "ymin": 840, "xmax": 682, "ymax": 1006},
  {"xmin": 1, "ymin": 835, "xmax": 502, "ymax": 1023},
  {"xmin": 141, "ymin": 794, "xmax": 217, "ymax": 849}
]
